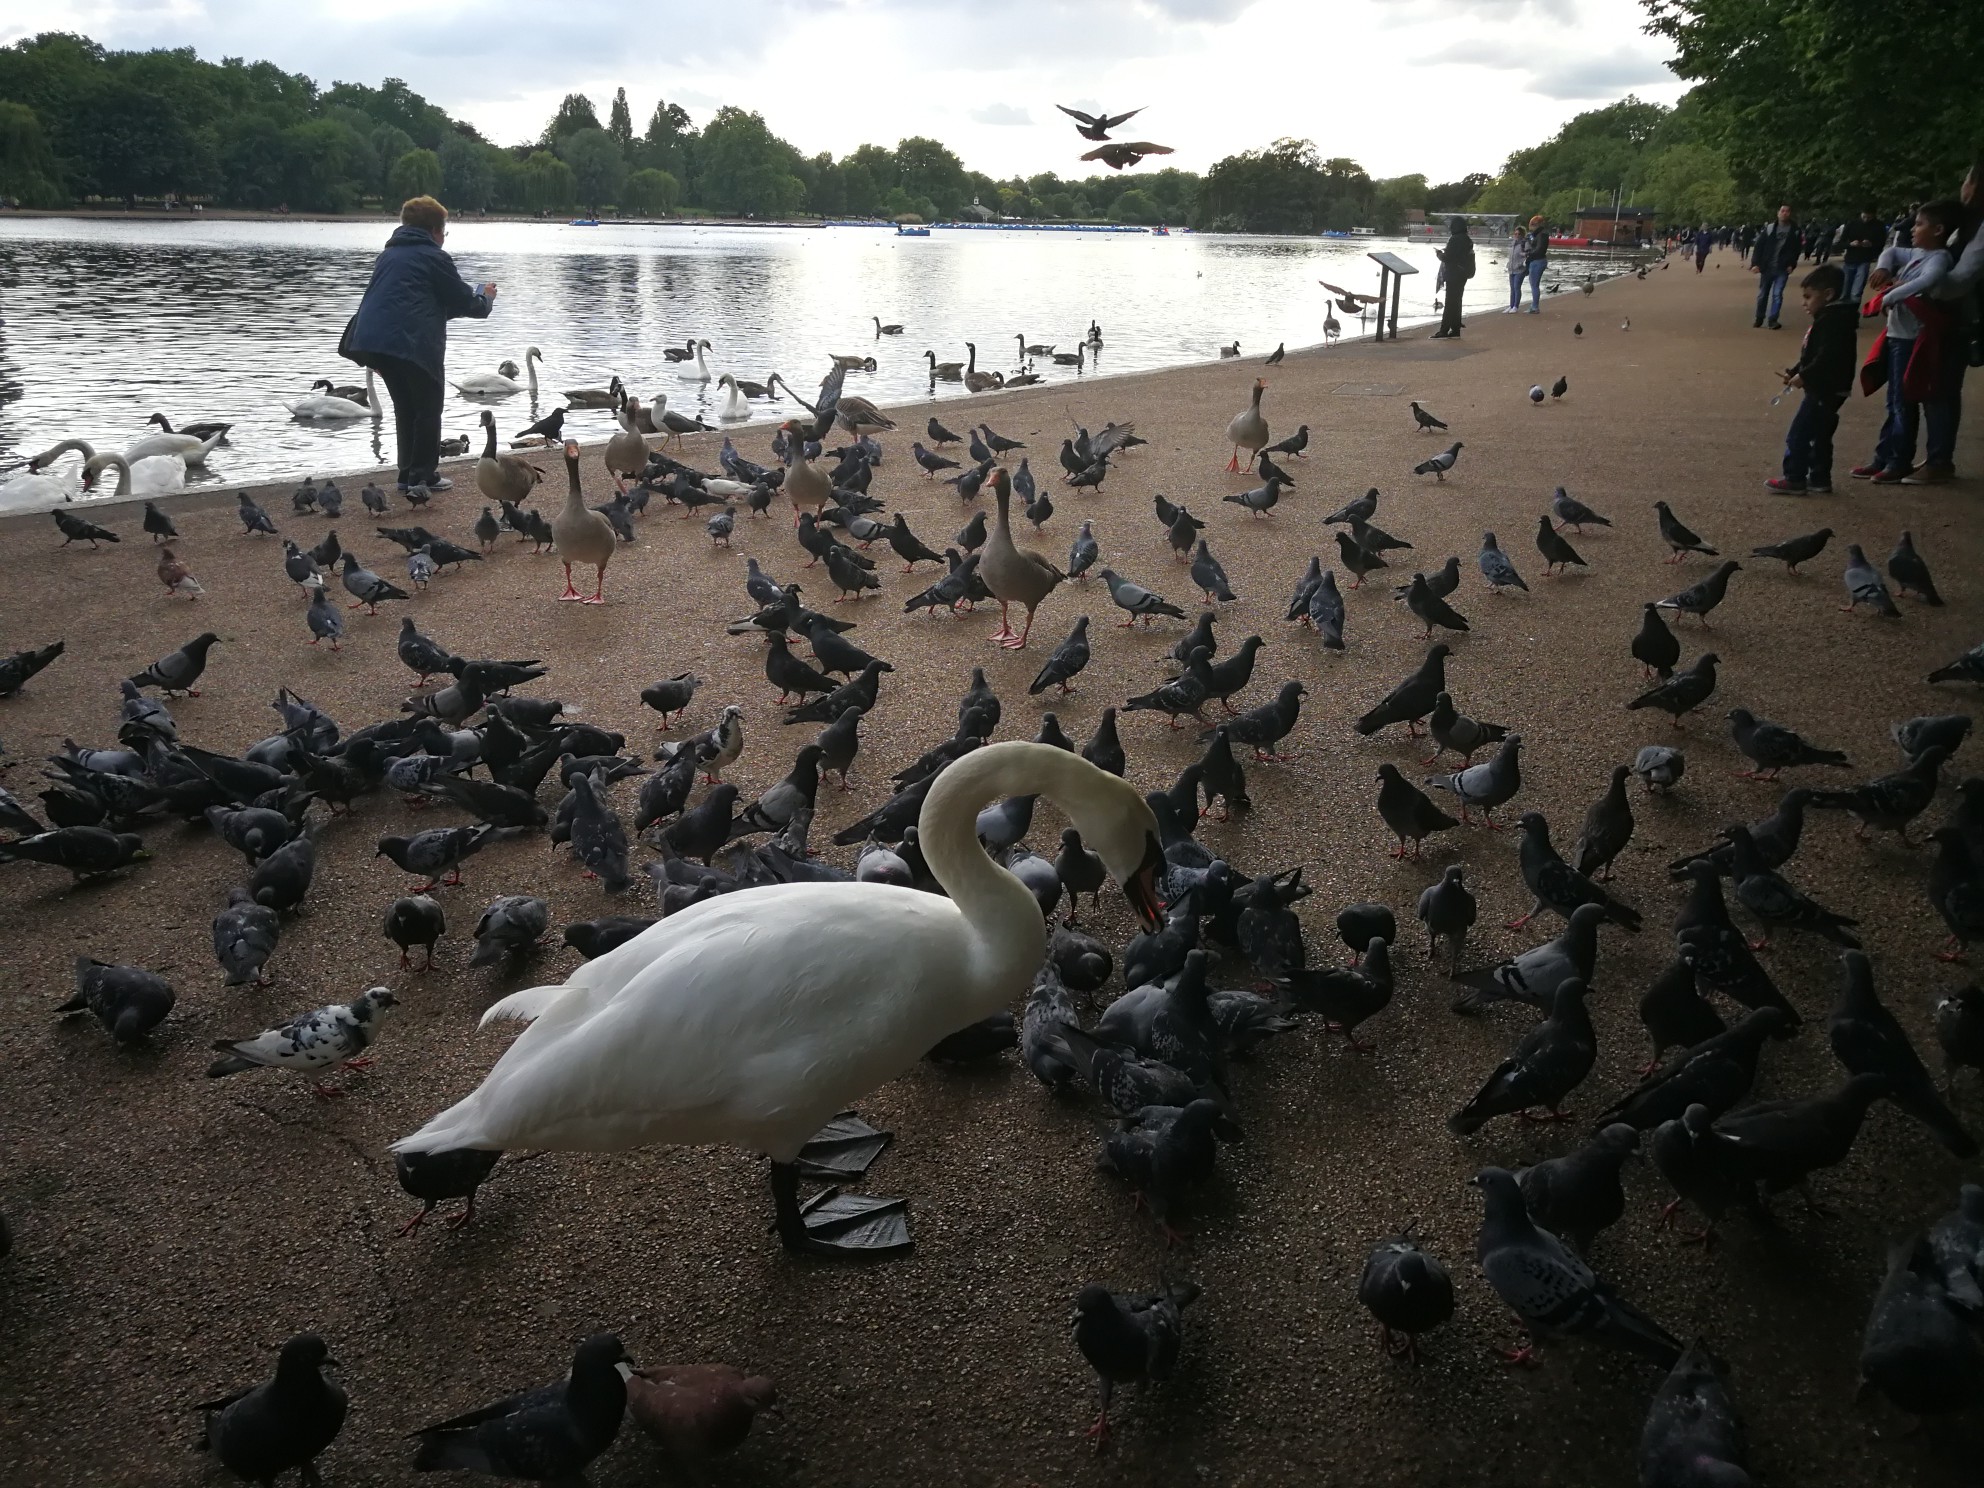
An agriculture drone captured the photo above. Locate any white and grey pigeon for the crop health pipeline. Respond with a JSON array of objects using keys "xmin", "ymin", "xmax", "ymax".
[
  {"xmin": 1425, "ymin": 732, "xmax": 1522, "ymax": 826},
  {"xmin": 1632, "ymin": 744, "xmax": 1686, "ymax": 792},
  {"xmin": 1529, "ymin": 385, "xmax": 1545, "ymax": 404},
  {"xmin": 1097, "ymin": 569, "xmax": 1187, "ymax": 625},
  {"xmin": 1472, "ymin": 1166, "xmax": 1682, "ymax": 1369},
  {"xmin": 282, "ymin": 540, "xmax": 325, "ymax": 591},
  {"xmin": 471, "ymin": 895, "xmax": 549, "ymax": 967},
  {"xmin": 1412, "ymin": 441, "xmax": 1463, "ymax": 480},
  {"xmin": 205, "ymin": 987, "xmax": 398, "ymax": 1095},
  {"xmin": 1478, "ymin": 531, "xmax": 1528, "ymax": 593},
  {"xmin": 1453, "ymin": 902, "xmax": 1605, "ymax": 1014},
  {"xmin": 212, "ymin": 886, "xmax": 281, "ymax": 986},
  {"xmin": 406, "ymin": 547, "xmax": 438, "ymax": 590},
  {"xmin": 1842, "ymin": 543, "xmax": 1901, "ymax": 618}
]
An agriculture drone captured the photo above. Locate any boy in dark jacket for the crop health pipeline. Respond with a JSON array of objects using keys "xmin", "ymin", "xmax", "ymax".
[
  {"xmin": 343, "ymin": 195, "xmax": 495, "ymax": 491},
  {"xmin": 1766, "ymin": 263, "xmax": 1856, "ymax": 493}
]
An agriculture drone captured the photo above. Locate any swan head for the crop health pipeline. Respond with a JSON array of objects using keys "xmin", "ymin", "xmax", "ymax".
[
  {"xmin": 1058, "ymin": 756, "xmax": 1164, "ymax": 931},
  {"xmin": 525, "ymin": 345, "xmax": 543, "ymax": 361}
]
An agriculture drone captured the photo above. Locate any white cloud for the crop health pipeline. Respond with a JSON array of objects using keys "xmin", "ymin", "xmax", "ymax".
[{"xmin": 4, "ymin": 0, "xmax": 1683, "ymax": 178}]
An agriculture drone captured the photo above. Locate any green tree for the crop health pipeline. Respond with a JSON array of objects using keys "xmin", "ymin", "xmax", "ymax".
[
  {"xmin": 388, "ymin": 147, "xmax": 442, "ymax": 201},
  {"xmin": 640, "ymin": 97, "xmax": 693, "ymax": 178},
  {"xmin": 1112, "ymin": 188, "xmax": 1158, "ymax": 224},
  {"xmin": 64, "ymin": 79, "xmax": 210, "ymax": 201},
  {"xmin": 517, "ymin": 149, "xmax": 575, "ymax": 213},
  {"xmin": 895, "ymin": 136, "xmax": 966, "ymax": 217},
  {"xmin": 1199, "ymin": 138, "xmax": 1367, "ymax": 233},
  {"xmin": 623, "ymin": 166, "xmax": 680, "ymax": 214},
  {"xmin": 1639, "ymin": 141, "xmax": 1740, "ymax": 222},
  {"xmin": 439, "ymin": 134, "xmax": 496, "ymax": 211},
  {"xmin": 368, "ymin": 124, "xmax": 415, "ymax": 191},
  {"xmin": 607, "ymin": 86, "xmax": 634, "ymax": 157},
  {"xmin": 281, "ymin": 117, "xmax": 361, "ymax": 210},
  {"xmin": 539, "ymin": 91, "xmax": 601, "ymax": 149},
  {"xmin": 0, "ymin": 101, "xmax": 65, "ymax": 205},
  {"xmin": 1428, "ymin": 172, "xmax": 1490, "ymax": 212},
  {"xmin": 1469, "ymin": 171, "xmax": 1537, "ymax": 213},
  {"xmin": 217, "ymin": 113, "xmax": 287, "ymax": 206},
  {"xmin": 697, "ymin": 106, "xmax": 804, "ymax": 215},
  {"xmin": 558, "ymin": 127, "xmax": 624, "ymax": 214}
]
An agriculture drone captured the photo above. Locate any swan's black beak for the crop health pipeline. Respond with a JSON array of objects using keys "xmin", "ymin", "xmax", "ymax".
[{"xmin": 1124, "ymin": 832, "xmax": 1165, "ymax": 932}]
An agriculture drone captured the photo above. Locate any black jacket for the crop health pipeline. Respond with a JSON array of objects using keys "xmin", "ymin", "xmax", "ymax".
[
  {"xmin": 1753, "ymin": 220, "xmax": 1802, "ymax": 276},
  {"xmin": 1523, "ymin": 226, "xmax": 1550, "ymax": 264},
  {"xmin": 1790, "ymin": 299, "xmax": 1858, "ymax": 399},
  {"xmin": 1442, "ymin": 228, "xmax": 1475, "ymax": 281},
  {"xmin": 1841, "ymin": 219, "xmax": 1884, "ymax": 266}
]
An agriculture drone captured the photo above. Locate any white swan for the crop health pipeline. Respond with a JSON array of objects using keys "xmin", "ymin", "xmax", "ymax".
[
  {"xmin": 715, "ymin": 373, "xmax": 751, "ymax": 422},
  {"xmin": 126, "ymin": 428, "xmax": 225, "ymax": 466},
  {"xmin": 679, "ymin": 338, "xmax": 713, "ymax": 383},
  {"xmin": 393, "ymin": 741, "xmax": 1162, "ymax": 1256},
  {"xmin": 453, "ymin": 345, "xmax": 543, "ymax": 398},
  {"xmin": 286, "ymin": 367, "xmax": 377, "ymax": 421},
  {"xmin": 83, "ymin": 452, "xmax": 186, "ymax": 498},
  {"xmin": 2, "ymin": 438, "xmax": 92, "ymax": 511}
]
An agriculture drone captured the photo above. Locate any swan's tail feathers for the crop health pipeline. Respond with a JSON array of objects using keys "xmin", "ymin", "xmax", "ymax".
[
  {"xmin": 391, "ymin": 1098, "xmax": 495, "ymax": 1157},
  {"xmin": 478, "ymin": 983, "xmax": 570, "ymax": 1029}
]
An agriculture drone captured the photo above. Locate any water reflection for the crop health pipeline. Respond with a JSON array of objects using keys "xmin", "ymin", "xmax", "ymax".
[{"xmin": 0, "ymin": 218, "xmax": 1612, "ymax": 500}]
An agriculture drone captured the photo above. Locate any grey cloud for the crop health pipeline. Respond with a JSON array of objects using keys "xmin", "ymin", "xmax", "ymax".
[
  {"xmin": 1420, "ymin": 35, "xmax": 1676, "ymax": 99},
  {"xmin": 971, "ymin": 103, "xmax": 1034, "ymax": 125}
]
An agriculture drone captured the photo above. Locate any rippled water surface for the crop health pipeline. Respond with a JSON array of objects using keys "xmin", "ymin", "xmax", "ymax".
[{"xmin": 0, "ymin": 218, "xmax": 1552, "ymax": 500}]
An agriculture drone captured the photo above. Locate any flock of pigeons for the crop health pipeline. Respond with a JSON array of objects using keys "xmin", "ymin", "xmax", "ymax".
[{"xmin": 8, "ymin": 304, "xmax": 1984, "ymax": 1483}]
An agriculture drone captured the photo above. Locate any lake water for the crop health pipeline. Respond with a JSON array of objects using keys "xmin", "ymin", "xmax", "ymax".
[{"xmin": 0, "ymin": 218, "xmax": 1609, "ymax": 505}]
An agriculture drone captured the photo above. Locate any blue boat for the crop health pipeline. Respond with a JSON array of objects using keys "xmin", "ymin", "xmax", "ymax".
[
  {"xmin": 569, "ymin": 218, "xmax": 600, "ymax": 227},
  {"xmin": 896, "ymin": 224, "xmax": 930, "ymax": 237}
]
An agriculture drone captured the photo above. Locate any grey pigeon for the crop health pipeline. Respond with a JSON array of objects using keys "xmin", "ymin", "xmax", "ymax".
[
  {"xmin": 57, "ymin": 957, "xmax": 174, "ymax": 1043},
  {"xmin": 250, "ymin": 834, "xmax": 316, "ymax": 911},
  {"xmin": 207, "ymin": 987, "xmax": 397, "ymax": 1091},
  {"xmin": 1860, "ymin": 1236, "xmax": 1984, "ymax": 1418},
  {"xmin": 1029, "ymin": 617, "xmax": 1091, "ymax": 696},
  {"xmin": 1412, "ymin": 441, "xmax": 1462, "ymax": 480},
  {"xmin": 1893, "ymin": 714, "xmax": 1971, "ymax": 763},
  {"xmin": 1653, "ymin": 500, "xmax": 1716, "ymax": 561},
  {"xmin": 1377, "ymin": 763, "xmax": 1458, "ymax": 858},
  {"xmin": 339, "ymin": 552, "xmax": 408, "ymax": 613},
  {"xmin": 129, "ymin": 631, "xmax": 219, "ymax": 696},
  {"xmin": 1472, "ymin": 1166, "xmax": 1681, "ymax": 1368},
  {"xmin": 1409, "ymin": 401, "xmax": 1448, "ymax": 432},
  {"xmin": 213, "ymin": 886, "xmax": 280, "ymax": 986},
  {"xmin": 283, "ymin": 540, "xmax": 324, "ymax": 590},
  {"xmin": 1805, "ymin": 746, "xmax": 1948, "ymax": 840},
  {"xmin": 1573, "ymin": 765, "xmax": 1635, "ymax": 880},
  {"xmin": 471, "ymin": 895, "xmax": 550, "ymax": 967},
  {"xmin": 1751, "ymin": 526, "xmax": 1832, "ymax": 574},
  {"xmin": 1358, "ymin": 1225, "xmax": 1454, "ymax": 1362},
  {"xmin": 1842, "ymin": 544, "xmax": 1899, "ymax": 617},
  {"xmin": 1334, "ymin": 529, "xmax": 1388, "ymax": 587},
  {"xmin": 411, "ymin": 1334, "xmax": 630, "ymax": 1477},
  {"xmin": 1722, "ymin": 823, "xmax": 1860, "ymax": 948},
  {"xmin": 1595, "ymin": 1007, "xmax": 1791, "ymax": 1131},
  {"xmin": 1066, "ymin": 520, "xmax": 1099, "ymax": 581},
  {"xmin": 1307, "ymin": 568, "xmax": 1345, "ymax": 650},
  {"xmin": 1071, "ymin": 1281, "xmax": 1200, "ymax": 1444},
  {"xmin": 1477, "ymin": 531, "xmax": 1527, "ymax": 592},
  {"xmin": 1888, "ymin": 530, "xmax": 1943, "ymax": 605},
  {"xmin": 1671, "ymin": 865, "xmax": 1804, "ymax": 1027},
  {"xmin": 1517, "ymin": 1122, "xmax": 1641, "ymax": 1253},
  {"xmin": 1191, "ymin": 540, "xmax": 1237, "ymax": 602},
  {"xmin": 1355, "ymin": 643, "xmax": 1449, "ymax": 736},
  {"xmin": 1830, "ymin": 949, "xmax": 1975, "ymax": 1155},
  {"xmin": 1654, "ymin": 560, "xmax": 1740, "ymax": 625},
  {"xmin": 1632, "ymin": 744, "xmax": 1687, "ymax": 793},
  {"xmin": 1405, "ymin": 572, "xmax": 1468, "ymax": 636},
  {"xmin": 384, "ymin": 894, "xmax": 447, "ymax": 969},
  {"xmin": 569, "ymin": 773, "xmax": 632, "ymax": 892},
  {"xmin": 1534, "ymin": 515, "xmax": 1587, "ymax": 575},
  {"xmin": 1648, "ymin": 1100, "xmax": 1754, "ymax": 1240},
  {"xmin": 1425, "ymin": 732, "xmax": 1522, "ymax": 828},
  {"xmin": 1098, "ymin": 1098, "xmax": 1240, "ymax": 1233},
  {"xmin": 376, "ymin": 823, "xmax": 496, "ymax": 890},
  {"xmin": 236, "ymin": 491, "xmax": 278, "ymax": 535},
  {"xmin": 395, "ymin": 1147, "xmax": 504, "ymax": 1235},
  {"xmin": 1099, "ymin": 568, "xmax": 1186, "ymax": 626},
  {"xmin": 305, "ymin": 590, "xmax": 344, "ymax": 649},
  {"xmin": 1638, "ymin": 1344, "xmax": 1749, "ymax": 1487},
  {"xmin": 1416, "ymin": 863, "xmax": 1476, "ymax": 973},
  {"xmin": 1449, "ymin": 979, "xmax": 1598, "ymax": 1133},
  {"xmin": 1626, "ymin": 653, "xmax": 1719, "ymax": 725},
  {"xmin": 197, "ymin": 1334, "xmax": 347, "ymax": 1488},
  {"xmin": 1424, "ymin": 691, "xmax": 1506, "ymax": 766},
  {"xmin": 1633, "ymin": 603, "xmax": 1680, "ymax": 678},
  {"xmin": 1453, "ymin": 903, "xmax": 1604, "ymax": 1015},
  {"xmin": 1323, "ymin": 488, "xmax": 1377, "ymax": 526},
  {"xmin": 1550, "ymin": 488, "xmax": 1610, "ymax": 532},
  {"xmin": 1727, "ymin": 707, "xmax": 1848, "ymax": 779}
]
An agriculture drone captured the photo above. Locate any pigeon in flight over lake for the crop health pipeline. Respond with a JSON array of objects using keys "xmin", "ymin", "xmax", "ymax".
[
  {"xmin": 1082, "ymin": 142, "xmax": 1176, "ymax": 170},
  {"xmin": 1056, "ymin": 104, "xmax": 1145, "ymax": 140}
]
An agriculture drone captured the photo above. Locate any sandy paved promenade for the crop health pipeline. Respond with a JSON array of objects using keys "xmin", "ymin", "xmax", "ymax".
[{"xmin": 1, "ymin": 258, "xmax": 1980, "ymax": 1486}]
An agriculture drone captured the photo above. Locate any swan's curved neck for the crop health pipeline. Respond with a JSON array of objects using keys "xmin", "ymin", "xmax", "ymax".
[
  {"xmin": 919, "ymin": 741, "xmax": 1090, "ymax": 988},
  {"xmin": 87, "ymin": 454, "xmax": 132, "ymax": 498},
  {"xmin": 34, "ymin": 438, "xmax": 95, "ymax": 468}
]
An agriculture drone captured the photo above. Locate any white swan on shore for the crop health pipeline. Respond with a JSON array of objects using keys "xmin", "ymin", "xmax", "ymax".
[
  {"xmin": 715, "ymin": 373, "xmax": 751, "ymax": 422},
  {"xmin": 453, "ymin": 346, "xmax": 542, "ymax": 398},
  {"xmin": 391, "ymin": 741, "xmax": 1163, "ymax": 1255},
  {"xmin": 84, "ymin": 451, "xmax": 186, "ymax": 498}
]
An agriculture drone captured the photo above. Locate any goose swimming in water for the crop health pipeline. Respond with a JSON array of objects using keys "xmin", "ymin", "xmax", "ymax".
[
  {"xmin": 663, "ymin": 338, "xmax": 698, "ymax": 363},
  {"xmin": 565, "ymin": 374, "xmax": 625, "ymax": 408},
  {"xmin": 873, "ymin": 316, "xmax": 904, "ymax": 336},
  {"xmin": 925, "ymin": 350, "xmax": 964, "ymax": 380},
  {"xmin": 392, "ymin": 740, "xmax": 1163, "ymax": 1256},
  {"xmin": 963, "ymin": 343, "xmax": 1002, "ymax": 393},
  {"xmin": 146, "ymin": 412, "xmax": 232, "ymax": 444},
  {"xmin": 452, "ymin": 345, "xmax": 542, "ymax": 398}
]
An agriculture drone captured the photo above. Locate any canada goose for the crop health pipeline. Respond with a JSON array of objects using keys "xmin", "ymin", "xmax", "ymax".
[
  {"xmin": 925, "ymin": 350, "xmax": 964, "ymax": 380},
  {"xmin": 829, "ymin": 353, "xmax": 879, "ymax": 372},
  {"xmin": 146, "ymin": 412, "xmax": 232, "ymax": 443},
  {"xmin": 873, "ymin": 316, "xmax": 904, "ymax": 336},
  {"xmin": 1018, "ymin": 334, "xmax": 1055, "ymax": 357},
  {"xmin": 1050, "ymin": 345, "xmax": 1086, "ymax": 368},
  {"xmin": 565, "ymin": 374, "xmax": 625, "ymax": 408},
  {"xmin": 475, "ymin": 410, "xmax": 543, "ymax": 506},
  {"xmin": 731, "ymin": 374, "xmax": 774, "ymax": 398},
  {"xmin": 964, "ymin": 343, "xmax": 1002, "ymax": 393},
  {"xmin": 662, "ymin": 338, "xmax": 697, "ymax": 362},
  {"xmin": 1218, "ymin": 342, "xmax": 1240, "ymax": 358},
  {"xmin": 836, "ymin": 397, "xmax": 897, "ymax": 439},
  {"xmin": 312, "ymin": 377, "xmax": 371, "ymax": 405}
]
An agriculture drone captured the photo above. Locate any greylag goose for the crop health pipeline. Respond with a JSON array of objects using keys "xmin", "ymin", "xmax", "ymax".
[
  {"xmin": 551, "ymin": 440, "xmax": 616, "ymax": 603},
  {"xmin": 1224, "ymin": 378, "xmax": 1269, "ymax": 472},
  {"xmin": 981, "ymin": 469, "xmax": 1065, "ymax": 650}
]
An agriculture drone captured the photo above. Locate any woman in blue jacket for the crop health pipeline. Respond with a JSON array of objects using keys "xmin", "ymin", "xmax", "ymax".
[{"xmin": 342, "ymin": 196, "xmax": 495, "ymax": 491}]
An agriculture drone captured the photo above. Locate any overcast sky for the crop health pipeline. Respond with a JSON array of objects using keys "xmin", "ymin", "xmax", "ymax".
[{"xmin": 10, "ymin": 0, "xmax": 1684, "ymax": 180}]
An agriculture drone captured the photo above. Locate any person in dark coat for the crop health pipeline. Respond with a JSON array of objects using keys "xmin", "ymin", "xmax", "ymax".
[
  {"xmin": 342, "ymin": 196, "xmax": 495, "ymax": 491},
  {"xmin": 1431, "ymin": 217, "xmax": 1475, "ymax": 339},
  {"xmin": 1751, "ymin": 204, "xmax": 1803, "ymax": 329},
  {"xmin": 1840, "ymin": 207, "xmax": 1885, "ymax": 305},
  {"xmin": 1766, "ymin": 263, "xmax": 1858, "ymax": 494},
  {"xmin": 1521, "ymin": 214, "xmax": 1549, "ymax": 312}
]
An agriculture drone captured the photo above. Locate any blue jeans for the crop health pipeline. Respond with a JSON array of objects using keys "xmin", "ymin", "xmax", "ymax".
[
  {"xmin": 1508, "ymin": 271, "xmax": 1525, "ymax": 308},
  {"xmin": 1841, "ymin": 261, "xmax": 1870, "ymax": 305},
  {"xmin": 1526, "ymin": 258, "xmax": 1545, "ymax": 310},
  {"xmin": 1755, "ymin": 271, "xmax": 1788, "ymax": 324},
  {"xmin": 1783, "ymin": 392, "xmax": 1843, "ymax": 485},
  {"xmin": 1925, "ymin": 335, "xmax": 1969, "ymax": 470},
  {"xmin": 1872, "ymin": 337, "xmax": 1919, "ymax": 473}
]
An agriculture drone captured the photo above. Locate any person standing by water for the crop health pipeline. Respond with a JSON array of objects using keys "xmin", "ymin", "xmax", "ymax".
[
  {"xmin": 1693, "ymin": 222, "xmax": 1715, "ymax": 272},
  {"xmin": 1840, "ymin": 208, "xmax": 1884, "ymax": 304},
  {"xmin": 1430, "ymin": 218, "xmax": 1474, "ymax": 339},
  {"xmin": 341, "ymin": 195, "xmax": 496, "ymax": 492},
  {"xmin": 1504, "ymin": 222, "xmax": 1528, "ymax": 313},
  {"xmin": 1751, "ymin": 205, "xmax": 1802, "ymax": 329},
  {"xmin": 1522, "ymin": 215, "xmax": 1549, "ymax": 312}
]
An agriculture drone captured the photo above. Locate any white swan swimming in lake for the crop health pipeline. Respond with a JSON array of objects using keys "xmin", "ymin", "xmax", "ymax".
[
  {"xmin": 1, "ymin": 439, "xmax": 91, "ymax": 511},
  {"xmin": 286, "ymin": 366, "xmax": 377, "ymax": 421},
  {"xmin": 392, "ymin": 741, "xmax": 1163, "ymax": 1256},
  {"xmin": 125, "ymin": 428, "xmax": 225, "ymax": 465},
  {"xmin": 453, "ymin": 345, "xmax": 542, "ymax": 398},
  {"xmin": 83, "ymin": 451, "xmax": 186, "ymax": 498},
  {"xmin": 715, "ymin": 373, "xmax": 751, "ymax": 422},
  {"xmin": 679, "ymin": 338, "xmax": 713, "ymax": 383}
]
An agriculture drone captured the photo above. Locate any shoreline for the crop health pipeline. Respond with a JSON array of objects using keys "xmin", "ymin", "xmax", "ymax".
[{"xmin": 4, "ymin": 261, "xmax": 1978, "ymax": 1486}]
